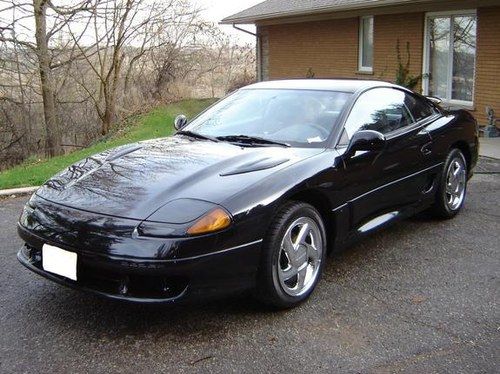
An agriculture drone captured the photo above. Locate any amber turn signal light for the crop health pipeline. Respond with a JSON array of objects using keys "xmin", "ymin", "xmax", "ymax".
[{"xmin": 187, "ymin": 208, "xmax": 231, "ymax": 235}]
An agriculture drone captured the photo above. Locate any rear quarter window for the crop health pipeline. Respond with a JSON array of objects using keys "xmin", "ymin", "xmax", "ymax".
[{"xmin": 405, "ymin": 94, "xmax": 437, "ymax": 122}]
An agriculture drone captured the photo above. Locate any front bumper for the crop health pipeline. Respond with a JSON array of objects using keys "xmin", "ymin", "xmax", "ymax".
[{"xmin": 18, "ymin": 225, "xmax": 262, "ymax": 304}]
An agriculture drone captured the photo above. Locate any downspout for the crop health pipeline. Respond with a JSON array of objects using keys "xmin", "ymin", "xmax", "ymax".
[{"xmin": 232, "ymin": 24, "xmax": 262, "ymax": 82}]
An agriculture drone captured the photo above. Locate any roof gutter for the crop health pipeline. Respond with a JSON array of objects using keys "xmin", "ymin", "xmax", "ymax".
[{"xmin": 220, "ymin": 0, "xmax": 437, "ymax": 24}]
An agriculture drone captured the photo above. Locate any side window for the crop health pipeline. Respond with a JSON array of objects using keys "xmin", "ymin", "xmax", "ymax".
[
  {"xmin": 405, "ymin": 93, "xmax": 437, "ymax": 122},
  {"xmin": 344, "ymin": 88, "xmax": 414, "ymax": 138}
]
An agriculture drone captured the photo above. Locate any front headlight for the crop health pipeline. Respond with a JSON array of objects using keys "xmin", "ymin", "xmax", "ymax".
[
  {"xmin": 19, "ymin": 203, "xmax": 35, "ymax": 227},
  {"xmin": 136, "ymin": 200, "xmax": 232, "ymax": 238},
  {"xmin": 186, "ymin": 208, "xmax": 231, "ymax": 235}
]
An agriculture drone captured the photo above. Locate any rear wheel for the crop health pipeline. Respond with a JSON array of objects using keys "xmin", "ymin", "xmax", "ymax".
[
  {"xmin": 255, "ymin": 202, "xmax": 327, "ymax": 309},
  {"xmin": 430, "ymin": 149, "xmax": 467, "ymax": 219}
]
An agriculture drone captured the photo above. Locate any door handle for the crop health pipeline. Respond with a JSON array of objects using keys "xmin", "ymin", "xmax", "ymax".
[{"xmin": 421, "ymin": 142, "xmax": 432, "ymax": 156}]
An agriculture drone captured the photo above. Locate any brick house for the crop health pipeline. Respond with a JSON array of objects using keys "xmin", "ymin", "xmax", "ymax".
[{"xmin": 222, "ymin": 0, "xmax": 500, "ymax": 124}]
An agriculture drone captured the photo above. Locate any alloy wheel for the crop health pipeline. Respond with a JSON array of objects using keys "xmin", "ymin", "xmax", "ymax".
[
  {"xmin": 277, "ymin": 217, "xmax": 323, "ymax": 297},
  {"xmin": 445, "ymin": 156, "xmax": 466, "ymax": 211}
]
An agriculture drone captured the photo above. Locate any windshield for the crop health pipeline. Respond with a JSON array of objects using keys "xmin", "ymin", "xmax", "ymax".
[{"xmin": 184, "ymin": 89, "xmax": 351, "ymax": 148}]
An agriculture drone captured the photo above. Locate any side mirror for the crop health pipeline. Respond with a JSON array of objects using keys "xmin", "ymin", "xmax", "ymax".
[
  {"xmin": 345, "ymin": 130, "xmax": 386, "ymax": 157},
  {"xmin": 174, "ymin": 114, "xmax": 188, "ymax": 130}
]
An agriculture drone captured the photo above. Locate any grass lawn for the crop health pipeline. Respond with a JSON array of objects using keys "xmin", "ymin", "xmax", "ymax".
[{"xmin": 0, "ymin": 98, "xmax": 216, "ymax": 190}]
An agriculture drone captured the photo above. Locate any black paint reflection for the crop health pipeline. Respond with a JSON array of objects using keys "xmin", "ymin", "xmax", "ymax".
[{"xmin": 37, "ymin": 136, "xmax": 318, "ymax": 220}]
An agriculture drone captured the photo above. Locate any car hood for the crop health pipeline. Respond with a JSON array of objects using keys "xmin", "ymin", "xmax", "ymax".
[{"xmin": 36, "ymin": 136, "xmax": 323, "ymax": 220}]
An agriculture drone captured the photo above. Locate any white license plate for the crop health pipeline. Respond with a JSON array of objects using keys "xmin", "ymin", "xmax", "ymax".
[{"xmin": 42, "ymin": 244, "xmax": 77, "ymax": 281}]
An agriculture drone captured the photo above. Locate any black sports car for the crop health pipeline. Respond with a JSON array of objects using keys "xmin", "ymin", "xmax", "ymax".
[{"xmin": 17, "ymin": 80, "xmax": 478, "ymax": 308}]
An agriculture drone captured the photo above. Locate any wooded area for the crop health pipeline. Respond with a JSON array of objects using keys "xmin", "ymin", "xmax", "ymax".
[{"xmin": 0, "ymin": 0, "xmax": 255, "ymax": 169}]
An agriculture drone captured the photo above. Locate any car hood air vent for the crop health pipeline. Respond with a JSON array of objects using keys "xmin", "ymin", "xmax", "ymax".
[
  {"xmin": 220, "ymin": 157, "xmax": 289, "ymax": 176},
  {"xmin": 105, "ymin": 144, "xmax": 143, "ymax": 162}
]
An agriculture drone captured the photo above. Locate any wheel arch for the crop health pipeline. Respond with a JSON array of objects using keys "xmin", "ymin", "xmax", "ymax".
[{"xmin": 286, "ymin": 189, "xmax": 336, "ymax": 254}]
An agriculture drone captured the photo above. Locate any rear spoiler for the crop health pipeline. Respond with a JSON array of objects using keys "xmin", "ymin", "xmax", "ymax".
[{"xmin": 426, "ymin": 96, "xmax": 443, "ymax": 105}]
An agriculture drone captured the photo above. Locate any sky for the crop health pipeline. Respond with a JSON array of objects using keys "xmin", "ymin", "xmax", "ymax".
[
  {"xmin": 0, "ymin": 0, "xmax": 264, "ymax": 46},
  {"xmin": 196, "ymin": 0, "xmax": 264, "ymax": 44}
]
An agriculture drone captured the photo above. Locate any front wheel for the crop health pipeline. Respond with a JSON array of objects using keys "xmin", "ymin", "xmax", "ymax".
[
  {"xmin": 430, "ymin": 148, "xmax": 467, "ymax": 219},
  {"xmin": 255, "ymin": 202, "xmax": 327, "ymax": 309}
]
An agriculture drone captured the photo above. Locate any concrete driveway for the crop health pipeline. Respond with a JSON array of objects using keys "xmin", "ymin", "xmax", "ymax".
[{"xmin": 0, "ymin": 160, "xmax": 498, "ymax": 373}]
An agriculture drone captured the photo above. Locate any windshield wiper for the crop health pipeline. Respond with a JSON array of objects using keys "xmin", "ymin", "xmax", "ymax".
[
  {"xmin": 216, "ymin": 135, "xmax": 290, "ymax": 147},
  {"xmin": 176, "ymin": 130, "xmax": 218, "ymax": 142}
]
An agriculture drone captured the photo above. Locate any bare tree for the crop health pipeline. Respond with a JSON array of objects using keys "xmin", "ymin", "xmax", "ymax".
[
  {"xmin": 68, "ymin": 0, "xmax": 199, "ymax": 135},
  {"xmin": 1, "ymin": 0, "xmax": 94, "ymax": 156},
  {"xmin": 34, "ymin": 0, "xmax": 62, "ymax": 156},
  {"xmin": 0, "ymin": 0, "xmax": 255, "ymax": 169}
]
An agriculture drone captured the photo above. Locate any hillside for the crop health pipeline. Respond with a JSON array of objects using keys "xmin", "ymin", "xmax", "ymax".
[{"xmin": 0, "ymin": 99, "xmax": 216, "ymax": 190}]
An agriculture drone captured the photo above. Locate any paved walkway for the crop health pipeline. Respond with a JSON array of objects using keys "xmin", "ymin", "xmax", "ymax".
[{"xmin": 479, "ymin": 137, "xmax": 500, "ymax": 159}]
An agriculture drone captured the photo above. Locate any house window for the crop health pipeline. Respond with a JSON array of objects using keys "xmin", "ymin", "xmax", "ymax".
[
  {"xmin": 359, "ymin": 16, "xmax": 374, "ymax": 72},
  {"xmin": 423, "ymin": 11, "xmax": 477, "ymax": 105}
]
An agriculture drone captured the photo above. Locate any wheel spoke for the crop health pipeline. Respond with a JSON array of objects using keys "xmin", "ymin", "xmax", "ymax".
[
  {"xmin": 458, "ymin": 169, "xmax": 466, "ymax": 182},
  {"xmin": 280, "ymin": 265, "xmax": 298, "ymax": 282},
  {"xmin": 282, "ymin": 232, "xmax": 295, "ymax": 259},
  {"xmin": 296, "ymin": 223, "xmax": 310, "ymax": 247},
  {"xmin": 306, "ymin": 243, "xmax": 319, "ymax": 262},
  {"xmin": 296, "ymin": 264, "xmax": 308, "ymax": 290}
]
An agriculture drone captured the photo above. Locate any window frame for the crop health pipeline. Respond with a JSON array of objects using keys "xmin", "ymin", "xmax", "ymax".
[
  {"xmin": 358, "ymin": 15, "xmax": 374, "ymax": 73},
  {"xmin": 422, "ymin": 9, "xmax": 477, "ymax": 108}
]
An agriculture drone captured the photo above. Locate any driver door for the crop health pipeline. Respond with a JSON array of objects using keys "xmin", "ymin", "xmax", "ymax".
[{"xmin": 334, "ymin": 87, "xmax": 433, "ymax": 233}]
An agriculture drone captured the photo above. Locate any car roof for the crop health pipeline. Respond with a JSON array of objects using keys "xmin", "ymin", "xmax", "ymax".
[{"xmin": 243, "ymin": 79, "xmax": 396, "ymax": 94}]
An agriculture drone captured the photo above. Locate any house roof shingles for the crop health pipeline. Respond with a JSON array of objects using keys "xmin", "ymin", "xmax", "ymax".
[{"xmin": 220, "ymin": 0, "xmax": 435, "ymax": 24}]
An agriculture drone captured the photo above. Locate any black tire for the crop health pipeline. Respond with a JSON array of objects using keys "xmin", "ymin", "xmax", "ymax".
[
  {"xmin": 255, "ymin": 201, "xmax": 327, "ymax": 309},
  {"xmin": 430, "ymin": 148, "xmax": 468, "ymax": 219}
]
